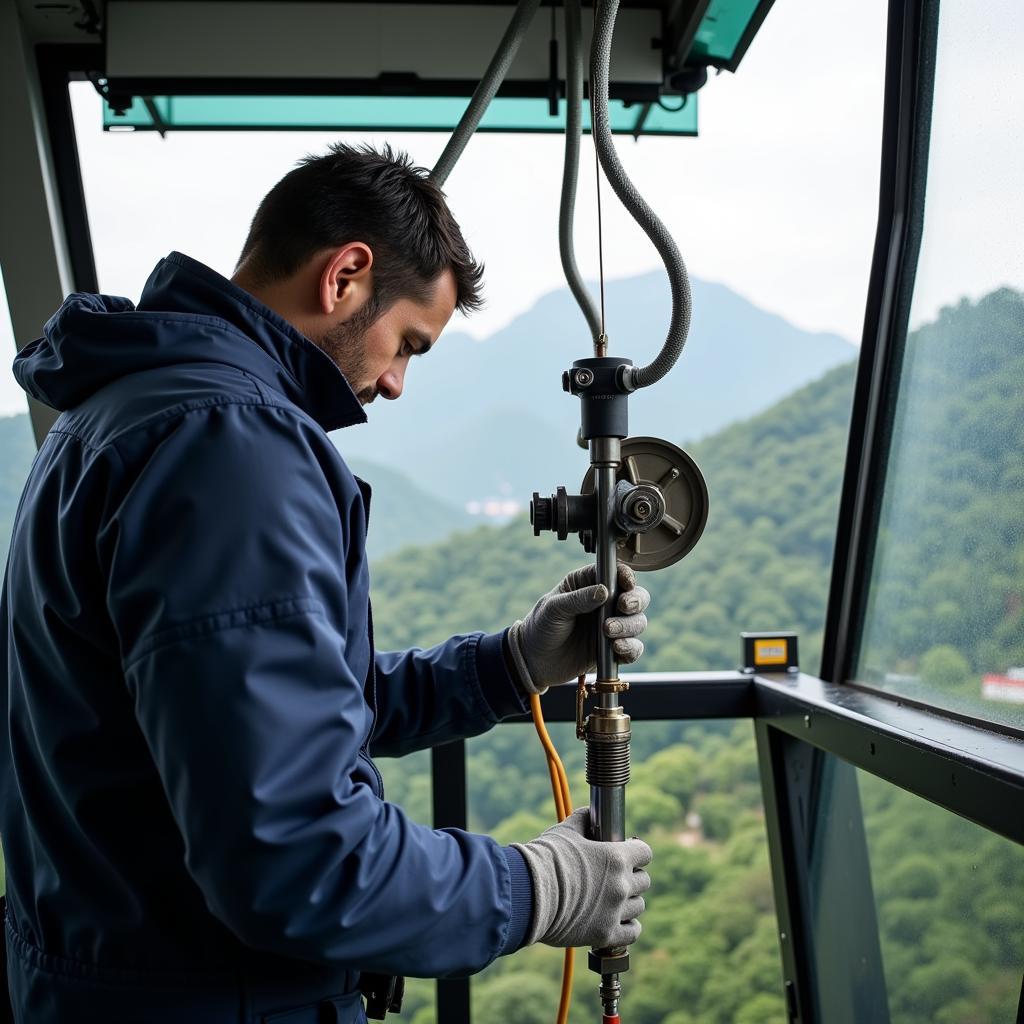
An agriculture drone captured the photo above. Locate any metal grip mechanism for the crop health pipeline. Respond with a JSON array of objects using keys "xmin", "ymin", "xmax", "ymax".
[
  {"xmin": 530, "ymin": 355, "xmax": 708, "ymax": 1019},
  {"xmin": 542, "ymin": 356, "xmax": 636, "ymax": 1017}
]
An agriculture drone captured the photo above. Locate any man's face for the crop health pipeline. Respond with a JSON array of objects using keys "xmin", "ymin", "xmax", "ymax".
[{"xmin": 317, "ymin": 268, "xmax": 458, "ymax": 405}]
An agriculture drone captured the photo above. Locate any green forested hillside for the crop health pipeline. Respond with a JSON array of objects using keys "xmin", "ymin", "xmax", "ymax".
[
  {"xmin": 373, "ymin": 290, "xmax": 1024, "ymax": 1024},
  {"xmin": 859, "ymin": 288, "xmax": 1024, "ymax": 720}
]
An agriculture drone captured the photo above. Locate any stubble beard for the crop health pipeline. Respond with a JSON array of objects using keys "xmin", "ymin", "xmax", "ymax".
[{"xmin": 315, "ymin": 301, "xmax": 381, "ymax": 406}]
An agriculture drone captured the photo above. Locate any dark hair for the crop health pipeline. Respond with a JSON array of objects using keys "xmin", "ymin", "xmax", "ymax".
[{"xmin": 237, "ymin": 143, "xmax": 484, "ymax": 315}]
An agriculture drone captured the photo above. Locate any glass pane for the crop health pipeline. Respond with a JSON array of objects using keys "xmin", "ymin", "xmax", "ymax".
[
  {"xmin": 0, "ymin": 265, "xmax": 35, "ymax": 896},
  {"xmin": 0, "ymin": 266, "xmax": 36, "ymax": 570},
  {"xmin": 104, "ymin": 95, "xmax": 698, "ymax": 137},
  {"xmin": 855, "ymin": 1, "xmax": 1024, "ymax": 727},
  {"xmin": 858, "ymin": 768, "xmax": 1024, "ymax": 1023},
  {"xmin": 806, "ymin": 752, "xmax": 1024, "ymax": 1023},
  {"xmin": 691, "ymin": 0, "xmax": 766, "ymax": 65},
  {"xmin": 460, "ymin": 720, "xmax": 785, "ymax": 1024}
]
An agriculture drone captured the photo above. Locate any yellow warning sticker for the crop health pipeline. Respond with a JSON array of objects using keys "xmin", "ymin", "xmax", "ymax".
[{"xmin": 754, "ymin": 639, "xmax": 789, "ymax": 665}]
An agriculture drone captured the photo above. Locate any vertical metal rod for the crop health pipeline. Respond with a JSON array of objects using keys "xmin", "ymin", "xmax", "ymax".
[
  {"xmin": 595, "ymin": 464, "xmax": 619, "ymax": 691},
  {"xmin": 588, "ymin": 436, "xmax": 626, "ymax": 1019},
  {"xmin": 590, "ymin": 785, "xmax": 626, "ymax": 842}
]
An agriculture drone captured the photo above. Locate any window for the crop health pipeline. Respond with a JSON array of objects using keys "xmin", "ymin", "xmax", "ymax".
[
  {"xmin": 855, "ymin": 0, "xmax": 1024, "ymax": 727},
  {"xmin": 459, "ymin": 721, "xmax": 783, "ymax": 1024},
  {"xmin": 858, "ymin": 767, "xmax": 1024, "ymax": 1023}
]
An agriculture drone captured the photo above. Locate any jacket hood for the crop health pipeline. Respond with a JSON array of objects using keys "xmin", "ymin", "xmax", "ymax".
[{"xmin": 13, "ymin": 252, "xmax": 367, "ymax": 432}]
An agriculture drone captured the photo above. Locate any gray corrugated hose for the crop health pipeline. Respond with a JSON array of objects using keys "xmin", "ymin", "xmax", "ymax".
[
  {"xmin": 559, "ymin": 0, "xmax": 602, "ymax": 345},
  {"xmin": 431, "ymin": 0, "xmax": 543, "ymax": 187},
  {"xmin": 590, "ymin": 0, "xmax": 692, "ymax": 389}
]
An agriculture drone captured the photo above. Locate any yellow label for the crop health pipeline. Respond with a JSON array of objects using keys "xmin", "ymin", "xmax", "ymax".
[{"xmin": 754, "ymin": 639, "xmax": 789, "ymax": 665}]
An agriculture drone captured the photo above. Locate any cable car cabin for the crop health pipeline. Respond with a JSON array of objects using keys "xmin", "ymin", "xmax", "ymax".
[{"xmin": 0, "ymin": 0, "xmax": 1021, "ymax": 1022}]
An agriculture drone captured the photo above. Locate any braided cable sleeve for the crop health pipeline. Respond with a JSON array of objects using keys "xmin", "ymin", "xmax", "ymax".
[
  {"xmin": 431, "ymin": 0, "xmax": 543, "ymax": 187},
  {"xmin": 559, "ymin": 0, "xmax": 602, "ymax": 344},
  {"xmin": 590, "ymin": 0, "xmax": 692, "ymax": 389}
]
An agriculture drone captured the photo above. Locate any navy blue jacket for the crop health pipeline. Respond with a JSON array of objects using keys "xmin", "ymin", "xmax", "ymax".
[{"xmin": 0, "ymin": 253, "xmax": 533, "ymax": 1023}]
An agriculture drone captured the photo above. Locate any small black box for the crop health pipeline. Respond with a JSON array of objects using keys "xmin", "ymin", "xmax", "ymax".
[{"xmin": 741, "ymin": 632, "xmax": 799, "ymax": 674}]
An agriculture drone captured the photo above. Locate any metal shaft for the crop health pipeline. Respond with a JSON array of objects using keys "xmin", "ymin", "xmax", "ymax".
[
  {"xmin": 591, "ymin": 437, "xmax": 621, "ymax": 698},
  {"xmin": 587, "ymin": 437, "xmax": 629, "ymax": 1019}
]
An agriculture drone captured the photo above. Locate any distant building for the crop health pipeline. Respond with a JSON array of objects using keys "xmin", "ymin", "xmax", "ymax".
[{"xmin": 982, "ymin": 668, "xmax": 1024, "ymax": 703}]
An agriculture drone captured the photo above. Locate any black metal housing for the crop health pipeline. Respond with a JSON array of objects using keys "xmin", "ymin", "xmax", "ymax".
[{"xmin": 565, "ymin": 357, "xmax": 632, "ymax": 440}]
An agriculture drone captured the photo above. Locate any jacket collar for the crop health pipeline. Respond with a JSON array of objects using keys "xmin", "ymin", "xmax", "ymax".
[{"xmin": 139, "ymin": 252, "xmax": 367, "ymax": 432}]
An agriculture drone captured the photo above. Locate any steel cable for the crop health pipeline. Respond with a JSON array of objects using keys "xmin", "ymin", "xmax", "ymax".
[
  {"xmin": 559, "ymin": 0, "xmax": 602, "ymax": 344},
  {"xmin": 589, "ymin": 0, "xmax": 692, "ymax": 389},
  {"xmin": 431, "ymin": 0, "xmax": 544, "ymax": 187}
]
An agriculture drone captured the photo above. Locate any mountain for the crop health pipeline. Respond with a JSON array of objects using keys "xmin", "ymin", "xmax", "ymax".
[
  {"xmin": 333, "ymin": 271, "xmax": 855, "ymax": 512},
  {"xmin": 345, "ymin": 457, "xmax": 473, "ymax": 560}
]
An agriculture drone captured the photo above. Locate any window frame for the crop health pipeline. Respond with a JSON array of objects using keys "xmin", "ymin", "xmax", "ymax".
[{"xmin": 820, "ymin": 0, "xmax": 939, "ymax": 693}]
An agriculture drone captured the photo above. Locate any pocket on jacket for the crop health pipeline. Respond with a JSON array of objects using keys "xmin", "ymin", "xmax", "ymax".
[{"xmin": 261, "ymin": 992, "xmax": 365, "ymax": 1024}]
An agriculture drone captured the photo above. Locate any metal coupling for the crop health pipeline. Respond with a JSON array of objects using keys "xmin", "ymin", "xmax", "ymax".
[{"xmin": 585, "ymin": 707, "xmax": 631, "ymax": 788}]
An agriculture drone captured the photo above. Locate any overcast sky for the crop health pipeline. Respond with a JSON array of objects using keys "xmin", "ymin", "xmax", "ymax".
[{"xmin": 2, "ymin": 0, "xmax": 1020, "ymax": 417}]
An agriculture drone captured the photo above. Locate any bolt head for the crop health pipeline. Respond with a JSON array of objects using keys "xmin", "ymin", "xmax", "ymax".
[{"xmin": 589, "ymin": 950, "xmax": 630, "ymax": 975}]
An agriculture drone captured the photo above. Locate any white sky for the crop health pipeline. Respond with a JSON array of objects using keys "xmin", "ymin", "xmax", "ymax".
[{"xmin": 2, "ymin": 0, "xmax": 1021, "ymax": 417}]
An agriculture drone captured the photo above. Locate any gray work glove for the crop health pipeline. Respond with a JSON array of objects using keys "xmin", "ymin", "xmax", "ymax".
[
  {"xmin": 512, "ymin": 808, "xmax": 652, "ymax": 949},
  {"xmin": 507, "ymin": 562, "xmax": 651, "ymax": 694}
]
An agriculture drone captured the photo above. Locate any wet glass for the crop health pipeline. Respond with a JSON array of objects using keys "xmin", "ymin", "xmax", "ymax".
[
  {"xmin": 854, "ymin": 1, "xmax": 1024, "ymax": 728},
  {"xmin": 858, "ymin": 769, "xmax": 1024, "ymax": 1024}
]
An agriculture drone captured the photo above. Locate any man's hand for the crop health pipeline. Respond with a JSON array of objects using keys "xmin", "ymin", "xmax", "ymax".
[
  {"xmin": 507, "ymin": 562, "xmax": 651, "ymax": 694},
  {"xmin": 512, "ymin": 808, "xmax": 652, "ymax": 949}
]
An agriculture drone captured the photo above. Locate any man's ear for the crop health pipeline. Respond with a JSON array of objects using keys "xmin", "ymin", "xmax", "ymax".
[{"xmin": 318, "ymin": 243, "xmax": 374, "ymax": 315}]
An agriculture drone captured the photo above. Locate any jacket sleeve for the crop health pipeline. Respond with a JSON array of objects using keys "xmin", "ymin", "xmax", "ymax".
[
  {"xmin": 102, "ymin": 402, "xmax": 532, "ymax": 975},
  {"xmin": 370, "ymin": 632, "xmax": 528, "ymax": 758}
]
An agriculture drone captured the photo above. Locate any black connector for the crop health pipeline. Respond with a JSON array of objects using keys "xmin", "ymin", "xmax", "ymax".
[
  {"xmin": 565, "ymin": 357, "xmax": 633, "ymax": 440},
  {"xmin": 531, "ymin": 487, "xmax": 596, "ymax": 541}
]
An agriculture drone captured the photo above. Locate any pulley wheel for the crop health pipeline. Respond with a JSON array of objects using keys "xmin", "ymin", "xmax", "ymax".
[{"xmin": 581, "ymin": 436, "xmax": 709, "ymax": 571}]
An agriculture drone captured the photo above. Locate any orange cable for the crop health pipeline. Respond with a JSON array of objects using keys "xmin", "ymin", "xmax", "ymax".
[{"xmin": 530, "ymin": 690, "xmax": 577, "ymax": 1024}]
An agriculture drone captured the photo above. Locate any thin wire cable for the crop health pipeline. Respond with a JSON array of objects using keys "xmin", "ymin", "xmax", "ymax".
[
  {"xmin": 595, "ymin": 141, "xmax": 605, "ymax": 336},
  {"xmin": 530, "ymin": 691, "xmax": 576, "ymax": 1024}
]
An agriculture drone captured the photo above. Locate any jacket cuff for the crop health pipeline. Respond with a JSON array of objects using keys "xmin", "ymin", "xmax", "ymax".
[
  {"xmin": 499, "ymin": 845, "xmax": 535, "ymax": 954},
  {"xmin": 475, "ymin": 630, "xmax": 529, "ymax": 720}
]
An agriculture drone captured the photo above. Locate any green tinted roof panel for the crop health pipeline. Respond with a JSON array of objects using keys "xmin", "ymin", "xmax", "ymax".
[
  {"xmin": 689, "ymin": 0, "xmax": 773, "ymax": 70},
  {"xmin": 103, "ymin": 94, "xmax": 697, "ymax": 137}
]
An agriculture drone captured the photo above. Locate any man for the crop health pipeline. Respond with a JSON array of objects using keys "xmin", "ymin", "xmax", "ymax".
[{"xmin": 0, "ymin": 144, "xmax": 652, "ymax": 1023}]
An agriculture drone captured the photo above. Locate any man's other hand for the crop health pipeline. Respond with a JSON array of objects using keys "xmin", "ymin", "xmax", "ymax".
[
  {"xmin": 512, "ymin": 808, "xmax": 652, "ymax": 949},
  {"xmin": 507, "ymin": 562, "xmax": 651, "ymax": 694}
]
